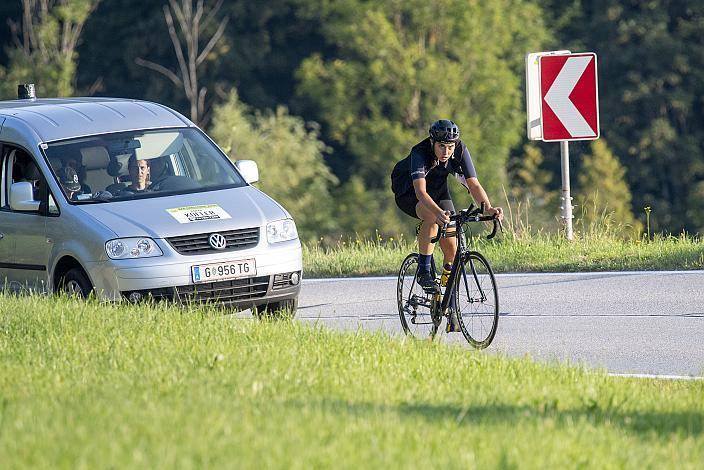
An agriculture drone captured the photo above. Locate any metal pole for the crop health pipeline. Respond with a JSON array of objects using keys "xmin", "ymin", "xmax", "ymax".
[{"xmin": 560, "ymin": 140, "xmax": 573, "ymax": 240}]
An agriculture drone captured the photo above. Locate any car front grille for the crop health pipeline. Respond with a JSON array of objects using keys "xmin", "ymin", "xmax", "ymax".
[
  {"xmin": 175, "ymin": 275, "xmax": 270, "ymax": 304},
  {"xmin": 166, "ymin": 228, "xmax": 259, "ymax": 255}
]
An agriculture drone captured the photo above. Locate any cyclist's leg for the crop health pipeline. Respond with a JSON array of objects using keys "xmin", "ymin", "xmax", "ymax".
[
  {"xmin": 436, "ymin": 198, "xmax": 461, "ymax": 332},
  {"xmin": 415, "ymin": 202, "xmax": 440, "ymax": 291},
  {"xmin": 436, "ymin": 199, "xmax": 457, "ymax": 267},
  {"xmin": 415, "ymin": 202, "xmax": 438, "ymax": 255},
  {"xmin": 395, "ymin": 193, "xmax": 436, "ymax": 291}
]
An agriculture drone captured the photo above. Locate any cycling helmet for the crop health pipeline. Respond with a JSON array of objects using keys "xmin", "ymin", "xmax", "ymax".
[{"xmin": 429, "ymin": 119, "xmax": 460, "ymax": 143}]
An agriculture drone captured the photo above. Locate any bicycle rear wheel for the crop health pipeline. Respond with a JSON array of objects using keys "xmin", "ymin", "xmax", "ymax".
[
  {"xmin": 397, "ymin": 253, "xmax": 440, "ymax": 339},
  {"xmin": 454, "ymin": 251, "xmax": 499, "ymax": 349}
]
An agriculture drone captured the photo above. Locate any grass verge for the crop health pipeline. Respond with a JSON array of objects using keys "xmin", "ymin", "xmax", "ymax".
[
  {"xmin": 303, "ymin": 232, "xmax": 704, "ymax": 277},
  {"xmin": 1, "ymin": 295, "xmax": 702, "ymax": 468}
]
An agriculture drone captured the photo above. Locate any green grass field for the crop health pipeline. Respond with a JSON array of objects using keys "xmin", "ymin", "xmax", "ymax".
[
  {"xmin": 303, "ymin": 231, "xmax": 704, "ymax": 277},
  {"xmin": 1, "ymin": 295, "xmax": 702, "ymax": 468}
]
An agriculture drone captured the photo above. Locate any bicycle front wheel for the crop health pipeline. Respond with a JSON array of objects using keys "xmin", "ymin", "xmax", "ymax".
[
  {"xmin": 454, "ymin": 251, "xmax": 499, "ymax": 349},
  {"xmin": 397, "ymin": 253, "xmax": 440, "ymax": 339}
]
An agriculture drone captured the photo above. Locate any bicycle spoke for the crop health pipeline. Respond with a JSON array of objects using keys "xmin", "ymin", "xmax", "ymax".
[
  {"xmin": 397, "ymin": 254, "xmax": 438, "ymax": 339},
  {"xmin": 455, "ymin": 252, "xmax": 499, "ymax": 349}
]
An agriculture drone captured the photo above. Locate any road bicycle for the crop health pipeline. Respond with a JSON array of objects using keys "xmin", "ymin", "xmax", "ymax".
[{"xmin": 396, "ymin": 203, "xmax": 501, "ymax": 349}]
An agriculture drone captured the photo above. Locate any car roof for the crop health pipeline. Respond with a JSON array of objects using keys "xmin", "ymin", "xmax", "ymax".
[{"xmin": 0, "ymin": 97, "xmax": 194, "ymax": 143}]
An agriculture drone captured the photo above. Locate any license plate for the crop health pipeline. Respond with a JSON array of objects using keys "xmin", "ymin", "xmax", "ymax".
[{"xmin": 191, "ymin": 258, "xmax": 256, "ymax": 283}]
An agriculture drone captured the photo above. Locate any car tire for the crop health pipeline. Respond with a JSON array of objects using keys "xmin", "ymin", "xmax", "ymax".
[
  {"xmin": 58, "ymin": 268, "xmax": 94, "ymax": 298},
  {"xmin": 254, "ymin": 297, "xmax": 298, "ymax": 319}
]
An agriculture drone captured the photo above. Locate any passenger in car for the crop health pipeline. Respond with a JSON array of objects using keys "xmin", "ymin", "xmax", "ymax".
[
  {"xmin": 56, "ymin": 166, "xmax": 82, "ymax": 200},
  {"xmin": 64, "ymin": 156, "xmax": 92, "ymax": 194}
]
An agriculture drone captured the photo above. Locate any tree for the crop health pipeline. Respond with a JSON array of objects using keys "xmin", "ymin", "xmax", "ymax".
[
  {"xmin": 507, "ymin": 143, "xmax": 558, "ymax": 233},
  {"xmin": 293, "ymin": 0, "xmax": 550, "ymax": 237},
  {"xmin": 136, "ymin": 0, "xmax": 228, "ymax": 126},
  {"xmin": 0, "ymin": 0, "xmax": 99, "ymax": 98},
  {"xmin": 333, "ymin": 179, "xmax": 413, "ymax": 239},
  {"xmin": 576, "ymin": 139, "xmax": 641, "ymax": 236},
  {"xmin": 209, "ymin": 91, "xmax": 338, "ymax": 240},
  {"xmin": 541, "ymin": 0, "xmax": 704, "ymax": 233},
  {"xmin": 295, "ymin": 0, "xmax": 550, "ymax": 195}
]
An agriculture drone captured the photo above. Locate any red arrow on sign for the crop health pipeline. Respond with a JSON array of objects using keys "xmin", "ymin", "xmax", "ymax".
[{"xmin": 539, "ymin": 53, "xmax": 599, "ymax": 141}]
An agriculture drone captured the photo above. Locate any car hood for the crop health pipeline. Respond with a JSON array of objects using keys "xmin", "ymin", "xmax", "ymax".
[{"xmin": 77, "ymin": 186, "xmax": 289, "ymax": 239}]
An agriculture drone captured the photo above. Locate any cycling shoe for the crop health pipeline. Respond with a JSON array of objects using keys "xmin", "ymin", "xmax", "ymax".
[{"xmin": 417, "ymin": 271, "xmax": 439, "ymax": 293}]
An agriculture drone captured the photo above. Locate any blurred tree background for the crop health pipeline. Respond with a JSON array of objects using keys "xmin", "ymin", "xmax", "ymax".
[{"xmin": 0, "ymin": 0, "xmax": 702, "ymax": 241}]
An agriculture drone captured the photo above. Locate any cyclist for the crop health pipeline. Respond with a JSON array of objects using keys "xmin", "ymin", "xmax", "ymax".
[{"xmin": 393, "ymin": 120, "xmax": 504, "ymax": 331}]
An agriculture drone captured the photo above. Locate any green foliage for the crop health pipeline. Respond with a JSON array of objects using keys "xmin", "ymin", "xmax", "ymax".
[
  {"xmin": 209, "ymin": 90, "xmax": 338, "ymax": 240},
  {"xmin": 304, "ymin": 230, "xmax": 704, "ymax": 277},
  {"xmin": 507, "ymin": 143, "xmax": 558, "ymax": 233},
  {"xmin": 293, "ymin": 0, "xmax": 551, "ymax": 238},
  {"xmin": 332, "ymin": 176, "xmax": 412, "ymax": 238},
  {"xmin": 298, "ymin": 0, "xmax": 545, "ymax": 188},
  {"xmin": 543, "ymin": 0, "xmax": 704, "ymax": 233},
  {"xmin": 1, "ymin": 1, "xmax": 702, "ymax": 237},
  {"xmin": 296, "ymin": 0, "xmax": 550, "ymax": 198},
  {"xmin": 0, "ymin": 0, "xmax": 98, "ymax": 99},
  {"xmin": 576, "ymin": 139, "xmax": 642, "ymax": 237},
  {"xmin": 76, "ymin": 0, "xmax": 325, "ymax": 114}
]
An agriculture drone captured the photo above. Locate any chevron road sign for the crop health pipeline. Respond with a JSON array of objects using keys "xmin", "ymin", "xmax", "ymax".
[{"xmin": 539, "ymin": 52, "xmax": 599, "ymax": 142}]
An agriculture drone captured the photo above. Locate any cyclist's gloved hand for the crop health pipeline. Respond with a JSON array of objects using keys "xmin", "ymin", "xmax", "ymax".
[{"xmin": 435, "ymin": 210, "xmax": 451, "ymax": 225}]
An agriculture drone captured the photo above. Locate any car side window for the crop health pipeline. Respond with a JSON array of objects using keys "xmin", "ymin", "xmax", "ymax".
[
  {"xmin": 1, "ymin": 144, "xmax": 57, "ymax": 215},
  {"xmin": 10, "ymin": 149, "xmax": 42, "ymax": 199},
  {"xmin": 0, "ymin": 146, "xmax": 36, "ymax": 209}
]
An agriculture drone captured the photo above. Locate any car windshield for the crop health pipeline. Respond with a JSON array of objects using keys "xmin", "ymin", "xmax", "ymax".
[{"xmin": 43, "ymin": 128, "xmax": 246, "ymax": 203}]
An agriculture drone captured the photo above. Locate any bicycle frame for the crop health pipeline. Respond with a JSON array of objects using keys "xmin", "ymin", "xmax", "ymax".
[{"xmin": 431, "ymin": 204, "xmax": 499, "ymax": 314}]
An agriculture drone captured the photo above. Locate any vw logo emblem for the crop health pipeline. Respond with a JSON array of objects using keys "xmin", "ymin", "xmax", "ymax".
[{"xmin": 208, "ymin": 233, "xmax": 227, "ymax": 250}]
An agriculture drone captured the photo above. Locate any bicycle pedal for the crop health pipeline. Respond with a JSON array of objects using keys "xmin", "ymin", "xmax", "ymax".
[{"xmin": 422, "ymin": 284, "xmax": 440, "ymax": 294}]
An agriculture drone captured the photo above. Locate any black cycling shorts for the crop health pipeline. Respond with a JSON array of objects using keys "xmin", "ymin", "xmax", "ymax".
[{"xmin": 395, "ymin": 192, "xmax": 455, "ymax": 219}]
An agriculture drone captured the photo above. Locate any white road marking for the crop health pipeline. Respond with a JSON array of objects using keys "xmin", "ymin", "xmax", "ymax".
[
  {"xmin": 608, "ymin": 373, "xmax": 703, "ymax": 381},
  {"xmin": 304, "ymin": 270, "xmax": 704, "ymax": 283}
]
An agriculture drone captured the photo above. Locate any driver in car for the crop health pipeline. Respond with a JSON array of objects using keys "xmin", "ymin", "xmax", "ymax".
[{"xmin": 123, "ymin": 155, "xmax": 151, "ymax": 193}]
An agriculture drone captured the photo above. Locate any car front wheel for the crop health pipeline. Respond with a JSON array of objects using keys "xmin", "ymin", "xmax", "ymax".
[
  {"xmin": 254, "ymin": 298, "xmax": 298, "ymax": 319},
  {"xmin": 58, "ymin": 268, "xmax": 94, "ymax": 298}
]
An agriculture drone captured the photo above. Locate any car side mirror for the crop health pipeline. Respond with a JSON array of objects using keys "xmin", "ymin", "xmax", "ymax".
[
  {"xmin": 235, "ymin": 160, "xmax": 259, "ymax": 184},
  {"xmin": 10, "ymin": 181, "xmax": 40, "ymax": 211}
]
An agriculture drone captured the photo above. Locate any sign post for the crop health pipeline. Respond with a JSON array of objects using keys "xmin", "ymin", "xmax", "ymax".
[
  {"xmin": 526, "ymin": 51, "xmax": 600, "ymax": 240},
  {"xmin": 559, "ymin": 141, "xmax": 573, "ymax": 240}
]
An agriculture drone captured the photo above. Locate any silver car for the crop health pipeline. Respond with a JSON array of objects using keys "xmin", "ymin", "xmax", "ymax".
[{"xmin": 0, "ymin": 95, "xmax": 302, "ymax": 314}]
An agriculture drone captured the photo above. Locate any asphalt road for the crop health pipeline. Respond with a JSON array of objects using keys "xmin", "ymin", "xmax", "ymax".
[{"xmin": 297, "ymin": 271, "xmax": 704, "ymax": 377}]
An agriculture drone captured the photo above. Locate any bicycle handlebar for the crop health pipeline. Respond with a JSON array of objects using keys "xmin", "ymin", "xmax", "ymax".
[{"xmin": 429, "ymin": 202, "xmax": 502, "ymax": 243}]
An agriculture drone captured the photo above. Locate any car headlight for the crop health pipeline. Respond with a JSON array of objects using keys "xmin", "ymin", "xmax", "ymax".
[
  {"xmin": 105, "ymin": 237, "xmax": 163, "ymax": 259},
  {"xmin": 267, "ymin": 219, "xmax": 298, "ymax": 244}
]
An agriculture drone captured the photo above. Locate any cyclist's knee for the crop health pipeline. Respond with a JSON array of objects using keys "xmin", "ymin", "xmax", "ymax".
[{"xmin": 415, "ymin": 203, "xmax": 435, "ymax": 222}]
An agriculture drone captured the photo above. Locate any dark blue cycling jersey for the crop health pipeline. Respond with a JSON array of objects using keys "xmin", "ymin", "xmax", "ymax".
[{"xmin": 409, "ymin": 137, "xmax": 477, "ymax": 189}]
